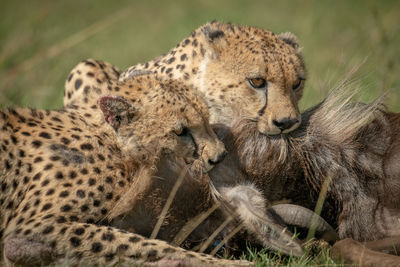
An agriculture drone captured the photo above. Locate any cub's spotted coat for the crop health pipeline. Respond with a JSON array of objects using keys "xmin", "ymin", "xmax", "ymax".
[{"xmin": 0, "ymin": 76, "xmax": 250, "ymax": 266}]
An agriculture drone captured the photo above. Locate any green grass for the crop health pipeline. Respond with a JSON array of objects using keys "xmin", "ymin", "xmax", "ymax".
[
  {"xmin": 1, "ymin": 0, "xmax": 399, "ymax": 110},
  {"xmin": 243, "ymin": 246, "xmax": 340, "ymax": 267},
  {"xmin": 1, "ymin": 0, "xmax": 399, "ymax": 265}
]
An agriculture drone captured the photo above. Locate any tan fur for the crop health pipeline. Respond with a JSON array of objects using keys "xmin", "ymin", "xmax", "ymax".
[
  {"xmin": 61, "ymin": 58, "xmax": 314, "ymax": 256},
  {"xmin": 65, "ymin": 62, "xmax": 226, "ymax": 172},
  {"xmin": 65, "ymin": 22, "xmax": 306, "ymax": 135},
  {"xmin": 0, "ymin": 76, "xmax": 252, "ymax": 266}
]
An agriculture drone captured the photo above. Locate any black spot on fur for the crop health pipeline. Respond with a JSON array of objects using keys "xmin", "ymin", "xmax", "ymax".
[
  {"xmin": 42, "ymin": 225, "xmax": 54, "ymax": 235},
  {"xmin": 60, "ymin": 137, "xmax": 70, "ymax": 145},
  {"xmin": 76, "ymin": 190, "xmax": 85, "ymax": 198},
  {"xmin": 167, "ymin": 57, "xmax": 175, "ymax": 64},
  {"xmin": 129, "ymin": 236, "xmax": 141, "ymax": 243},
  {"xmin": 102, "ymin": 232, "xmax": 115, "ymax": 242},
  {"xmin": 41, "ymin": 203, "xmax": 52, "ymax": 211},
  {"xmin": 75, "ymin": 79, "xmax": 82, "ymax": 90},
  {"xmin": 85, "ymin": 61, "xmax": 96, "ymax": 67},
  {"xmin": 208, "ymin": 29, "xmax": 224, "ymax": 41},
  {"xmin": 74, "ymin": 228, "xmax": 85, "ymax": 236},
  {"xmin": 10, "ymin": 135, "xmax": 18, "ymax": 144},
  {"xmin": 39, "ymin": 132, "xmax": 51, "ymax": 139},
  {"xmin": 80, "ymin": 143, "xmax": 93, "ymax": 151},
  {"xmin": 50, "ymin": 156, "xmax": 60, "ymax": 161},
  {"xmin": 70, "ymin": 237, "xmax": 81, "ymax": 247},
  {"xmin": 34, "ymin": 157, "xmax": 43, "ymax": 163},
  {"xmin": 69, "ymin": 171, "xmax": 77, "ymax": 179},
  {"xmin": 163, "ymin": 247, "xmax": 176, "ymax": 253},
  {"xmin": 81, "ymin": 205, "xmax": 89, "ymax": 212},
  {"xmin": 59, "ymin": 191, "xmax": 69, "ymax": 198},
  {"xmin": 46, "ymin": 188, "xmax": 55, "ymax": 196},
  {"xmin": 32, "ymin": 140, "xmax": 42, "ymax": 148},
  {"xmin": 44, "ymin": 163, "xmax": 53, "ymax": 170},
  {"xmin": 61, "ymin": 204, "xmax": 72, "ymax": 212},
  {"xmin": 55, "ymin": 171, "xmax": 64, "ymax": 180},
  {"xmin": 59, "ymin": 227, "xmax": 68, "ymax": 235},
  {"xmin": 4, "ymin": 160, "xmax": 11, "ymax": 169},
  {"xmin": 105, "ymin": 253, "xmax": 115, "ymax": 262},
  {"xmin": 92, "ymin": 242, "xmax": 103, "ymax": 253},
  {"xmin": 33, "ymin": 173, "xmax": 42, "ymax": 181}
]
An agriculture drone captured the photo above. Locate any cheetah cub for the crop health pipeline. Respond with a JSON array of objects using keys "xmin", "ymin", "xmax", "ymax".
[{"xmin": 0, "ymin": 76, "xmax": 251, "ymax": 266}]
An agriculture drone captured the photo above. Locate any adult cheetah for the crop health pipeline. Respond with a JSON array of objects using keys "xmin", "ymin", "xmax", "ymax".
[
  {"xmin": 0, "ymin": 76, "xmax": 252, "ymax": 266},
  {"xmin": 65, "ymin": 21, "xmax": 306, "ymax": 135}
]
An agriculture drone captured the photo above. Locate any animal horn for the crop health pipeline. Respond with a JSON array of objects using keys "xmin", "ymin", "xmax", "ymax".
[{"xmin": 268, "ymin": 204, "xmax": 338, "ymax": 241}]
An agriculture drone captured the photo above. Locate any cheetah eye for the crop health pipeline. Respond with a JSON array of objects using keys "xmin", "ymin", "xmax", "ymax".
[
  {"xmin": 248, "ymin": 78, "xmax": 267, "ymax": 89},
  {"xmin": 292, "ymin": 78, "xmax": 305, "ymax": 91},
  {"xmin": 174, "ymin": 127, "xmax": 189, "ymax": 136}
]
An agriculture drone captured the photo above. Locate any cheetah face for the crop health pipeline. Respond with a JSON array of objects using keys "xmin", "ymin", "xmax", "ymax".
[
  {"xmin": 98, "ymin": 87, "xmax": 226, "ymax": 172},
  {"xmin": 170, "ymin": 116, "xmax": 227, "ymax": 172},
  {"xmin": 156, "ymin": 89, "xmax": 227, "ymax": 172},
  {"xmin": 199, "ymin": 23, "xmax": 305, "ymax": 136}
]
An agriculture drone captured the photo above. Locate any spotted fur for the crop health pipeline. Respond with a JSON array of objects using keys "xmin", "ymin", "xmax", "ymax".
[
  {"xmin": 65, "ymin": 21, "xmax": 306, "ymax": 135},
  {"xmin": 0, "ymin": 76, "xmax": 252, "ymax": 266}
]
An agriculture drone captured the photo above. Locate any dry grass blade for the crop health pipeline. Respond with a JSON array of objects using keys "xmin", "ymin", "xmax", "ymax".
[
  {"xmin": 210, "ymin": 223, "xmax": 245, "ymax": 256},
  {"xmin": 15, "ymin": 8, "xmax": 131, "ymax": 74},
  {"xmin": 172, "ymin": 203, "xmax": 220, "ymax": 246},
  {"xmin": 306, "ymin": 174, "xmax": 332, "ymax": 241},
  {"xmin": 150, "ymin": 165, "xmax": 188, "ymax": 239},
  {"xmin": 197, "ymin": 215, "xmax": 234, "ymax": 253}
]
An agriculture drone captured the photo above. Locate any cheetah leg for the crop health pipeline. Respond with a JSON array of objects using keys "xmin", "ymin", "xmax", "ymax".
[
  {"xmin": 4, "ymin": 237, "xmax": 186, "ymax": 267},
  {"xmin": 4, "ymin": 237, "xmax": 53, "ymax": 266},
  {"xmin": 4, "ymin": 221, "xmax": 250, "ymax": 266}
]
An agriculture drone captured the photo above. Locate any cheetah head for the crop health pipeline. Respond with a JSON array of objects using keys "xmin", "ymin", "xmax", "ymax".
[
  {"xmin": 198, "ymin": 22, "xmax": 305, "ymax": 135},
  {"xmin": 98, "ymin": 77, "xmax": 226, "ymax": 172}
]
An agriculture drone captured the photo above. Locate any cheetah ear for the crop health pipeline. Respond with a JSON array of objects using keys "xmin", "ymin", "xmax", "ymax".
[
  {"xmin": 278, "ymin": 32, "xmax": 302, "ymax": 52},
  {"xmin": 98, "ymin": 95, "xmax": 137, "ymax": 131},
  {"xmin": 200, "ymin": 22, "xmax": 227, "ymax": 59}
]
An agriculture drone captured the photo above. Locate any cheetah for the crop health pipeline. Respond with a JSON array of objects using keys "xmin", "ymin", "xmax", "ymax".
[
  {"xmin": 61, "ymin": 59, "xmax": 305, "ymax": 257},
  {"xmin": 0, "ymin": 76, "xmax": 253, "ymax": 266},
  {"xmin": 65, "ymin": 21, "xmax": 306, "ymax": 136},
  {"xmin": 61, "ymin": 21, "xmax": 309, "ymax": 256}
]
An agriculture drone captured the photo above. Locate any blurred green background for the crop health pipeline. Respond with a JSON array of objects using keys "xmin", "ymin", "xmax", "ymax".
[{"xmin": 1, "ymin": 0, "xmax": 399, "ymax": 111}]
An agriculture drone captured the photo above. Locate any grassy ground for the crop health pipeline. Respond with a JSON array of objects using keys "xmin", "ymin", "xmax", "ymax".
[{"xmin": 1, "ymin": 0, "xmax": 399, "ymax": 265}]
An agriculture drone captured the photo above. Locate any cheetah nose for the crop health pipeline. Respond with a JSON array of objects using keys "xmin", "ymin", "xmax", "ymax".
[
  {"xmin": 208, "ymin": 150, "xmax": 227, "ymax": 166},
  {"xmin": 273, "ymin": 117, "xmax": 299, "ymax": 131}
]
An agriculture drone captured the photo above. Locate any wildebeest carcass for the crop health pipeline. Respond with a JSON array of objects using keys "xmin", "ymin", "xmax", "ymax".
[{"xmin": 212, "ymin": 85, "xmax": 400, "ymax": 265}]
